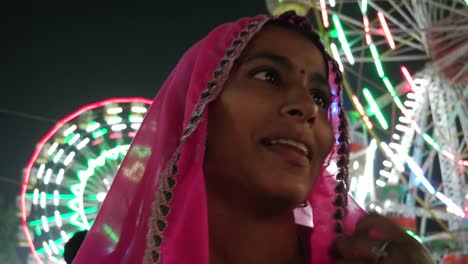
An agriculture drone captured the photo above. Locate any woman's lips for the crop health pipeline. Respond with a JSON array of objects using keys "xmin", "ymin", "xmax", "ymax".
[{"xmin": 262, "ymin": 141, "xmax": 310, "ymax": 168}]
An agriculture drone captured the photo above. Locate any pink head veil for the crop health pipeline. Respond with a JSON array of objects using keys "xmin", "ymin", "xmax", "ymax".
[{"xmin": 73, "ymin": 12, "xmax": 366, "ymax": 264}]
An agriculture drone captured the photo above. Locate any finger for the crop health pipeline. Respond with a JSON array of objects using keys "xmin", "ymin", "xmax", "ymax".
[{"xmin": 335, "ymin": 235, "xmax": 391, "ymax": 262}]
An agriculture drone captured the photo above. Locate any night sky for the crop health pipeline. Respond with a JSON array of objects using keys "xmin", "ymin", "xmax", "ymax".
[{"xmin": 1, "ymin": 2, "xmax": 268, "ymax": 205}]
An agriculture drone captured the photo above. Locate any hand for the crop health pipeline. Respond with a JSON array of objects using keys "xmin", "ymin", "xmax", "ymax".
[{"xmin": 333, "ymin": 214, "xmax": 434, "ymax": 264}]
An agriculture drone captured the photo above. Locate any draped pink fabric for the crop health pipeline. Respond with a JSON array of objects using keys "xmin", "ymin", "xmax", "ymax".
[{"xmin": 73, "ymin": 13, "xmax": 366, "ymax": 264}]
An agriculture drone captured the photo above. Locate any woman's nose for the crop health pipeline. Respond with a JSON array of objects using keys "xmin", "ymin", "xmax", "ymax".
[{"xmin": 280, "ymin": 97, "xmax": 319, "ymax": 124}]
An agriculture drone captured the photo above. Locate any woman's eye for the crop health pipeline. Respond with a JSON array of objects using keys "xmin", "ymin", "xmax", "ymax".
[
  {"xmin": 252, "ymin": 69, "xmax": 280, "ymax": 84},
  {"xmin": 311, "ymin": 91, "xmax": 330, "ymax": 109}
]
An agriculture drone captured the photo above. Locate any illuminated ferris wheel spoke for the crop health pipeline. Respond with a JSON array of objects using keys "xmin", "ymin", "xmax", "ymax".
[{"xmin": 21, "ymin": 98, "xmax": 152, "ymax": 263}]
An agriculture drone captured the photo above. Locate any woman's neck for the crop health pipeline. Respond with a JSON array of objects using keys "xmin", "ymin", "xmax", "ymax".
[{"xmin": 207, "ymin": 193, "xmax": 306, "ymax": 264}]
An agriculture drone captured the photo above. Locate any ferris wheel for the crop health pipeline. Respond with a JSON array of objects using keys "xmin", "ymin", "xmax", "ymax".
[
  {"xmin": 266, "ymin": 0, "xmax": 467, "ymax": 260},
  {"xmin": 20, "ymin": 98, "xmax": 152, "ymax": 264}
]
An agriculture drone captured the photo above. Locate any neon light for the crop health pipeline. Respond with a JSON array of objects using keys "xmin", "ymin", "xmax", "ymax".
[
  {"xmin": 25, "ymin": 193, "xmax": 75, "ymax": 201},
  {"xmin": 60, "ymin": 231, "xmax": 69, "ymax": 243},
  {"xmin": 68, "ymin": 133, "xmax": 80, "ymax": 146},
  {"xmin": 332, "ymin": 15, "xmax": 355, "ymax": 65},
  {"xmin": 53, "ymin": 149, "xmax": 64, "ymax": 163},
  {"xmin": 370, "ymin": 44, "xmax": 384, "ymax": 78},
  {"xmin": 42, "ymin": 241, "xmax": 52, "ymax": 256},
  {"xmin": 86, "ymin": 121, "xmax": 100, "ymax": 132},
  {"xmin": 320, "ymin": 0, "xmax": 329, "ymax": 28},
  {"xmin": 330, "ymin": 42, "xmax": 344, "ymax": 72},
  {"xmin": 20, "ymin": 97, "xmax": 151, "ymax": 264},
  {"xmin": 329, "ymin": 0, "xmax": 335, "ymax": 7},
  {"xmin": 382, "ymin": 77, "xmax": 404, "ymax": 108},
  {"xmin": 422, "ymin": 133, "xmax": 441, "ymax": 151},
  {"xmin": 37, "ymin": 164, "xmax": 45, "ymax": 179},
  {"xmin": 41, "ymin": 215, "xmax": 49, "ymax": 232},
  {"xmin": 77, "ymin": 137, "xmax": 90, "ymax": 150},
  {"xmin": 379, "ymin": 170, "xmax": 396, "ymax": 181},
  {"xmin": 352, "ymin": 95, "xmax": 373, "ymax": 129},
  {"xmin": 47, "ymin": 142, "xmax": 58, "ymax": 156},
  {"xmin": 378, "ymin": 12, "xmax": 396, "ymax": 49},
  {"xmin": 129, "ymin": 115, "xmax": 144, "ymax": 123},
  {"xmin": 40, "ymin": 192, "xmax": 46, "ymax": 208},
  {"xmin": 436, "ymin": 192, "xmax": 465, "ymax": 217},
  {"xmin": 360, "ymin": 0, "xmax": 368, "ymax": 14},
  {"xmin": 106, "ymin": 116, "xmax": 123, "ymax": 125},
  {"xmin": 111, "ymin": 124, "xmax": 127, "ymax": 131},
  {"xmin": 106, "ymin": 107, "xmax": 122, "ymax": 115},
  {"xmin": 363, "ymin": 15, "xmax": 371, "ymax": 45},
  {"xmin": 33, "ymin": 189, "xmax": 39, "ymax": 205},
  {"xmin": 110, "ymin": 133, "xmax": 123, "ymax": 139},
  {"xmin": 128, "ymin": 131, "xmax": 137, "ymax": 137},
  {"xmin": 131, "ymin": 106, "xmax": 148, "ymax": 114},
  {"xmin": 44, "ymin": 169, "xmax": 52, "ymax": 185},
  {"xmin": 53, "ymin": 190, "xmax": 59, "ymax": 206},
  {"xmin": 92, "ymin": 128, "xmax": 108, "ymax": 139},
  {"xmin": 441, "ymin": 150, "xmax": 455, "ymax": 160},
  {"xmin": 400, "ymin": 152, "xmax": 436, "ymax": 194},
  {"xmin": 49, "ymin": 240, "xmax": 59, "ymax": 255},
  {"xmin": 92, "ymin": 138, "xmax": 104, "ymax": 146},
  {"xmin": 398, "ymin": 116, "xmax": 410, "ymax": 124},
  {"xmin": 63, "ymin": 125, "xmax": 77, "ymax": 137},
  {"xmin": 380, "ymin": 142, "xmax": 405, "ymax": 172},
  {"xmin": 376, "ymin": 179, "xmax": 386, "ymax": 187},
  {"xmin": 131, "ymin": 123, "xmax": 141, "ymax": 130},
  {"xmin": 56, "ymin": 169, "xmax": 64, "ymax": 185},
  {"xmin": 356, "ymin": 140, "xmax": 377, "ymax": 206},
  {"xmin": 54, "ymin": 210, "xmax": 62, "ymax": 227},
  {"xmin": 363, "ymin": 88, "xmax": 389, "ymax": 129},
  {"xmin": 401, "ymin": 66, "xmax": 417, "ymax": 91},
  {"xmin": 383, "ymin": 160, "xmax": 392, "ymax": 168},
  {"xmin": 64, "ymin": 151, "xmax": 76, "ymax": 166},
  {"xmin": 406, "ymin": 230, "xmax": 422, "ymax": 243}
]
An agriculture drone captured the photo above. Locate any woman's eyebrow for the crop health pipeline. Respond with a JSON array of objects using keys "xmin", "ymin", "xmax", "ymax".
[
  {"xmin": 243, "ymin": 51, "xmax": 331, "ymax": 94},
  {"xmin": 242, "ymin": 52, "xmax": 295, "ymax": 71}
]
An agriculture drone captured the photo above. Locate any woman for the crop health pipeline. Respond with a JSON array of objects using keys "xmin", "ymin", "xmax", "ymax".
[{"xmin": 73, "ymin": 12, "xmax": 433, "ymax": 264}]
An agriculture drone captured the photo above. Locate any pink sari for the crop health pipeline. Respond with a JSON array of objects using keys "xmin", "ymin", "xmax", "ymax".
[{"xmin": 73, "ymin": 12, "xmax": 366, "ymax": 264}]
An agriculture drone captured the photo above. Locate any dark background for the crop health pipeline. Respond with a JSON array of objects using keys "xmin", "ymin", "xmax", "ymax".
[{"xmin": 1, "ymin": 1, "xmax": 268, "ymax": 205}]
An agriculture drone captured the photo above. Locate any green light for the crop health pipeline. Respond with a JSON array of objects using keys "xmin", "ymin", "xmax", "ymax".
[
  {"xmin": 35, "ymin": 225, "xmax": 42, "ymax": 236},
  {"xmin": 422, "ymin": 133, "xmax": 441, "ymax": 151},
  {"xmin": 406, "ymin": 230, "xmax": 422, "ymax": 243},
  {"xmin": 92, "ymin": 128, "xmax": 108, "ymax": 139},
  {"xmin": 25, "ymin": 193, "xmax": 75, "ymax": 199},
  {"xmin": 36, "ymin": 237, "xmax": 66, "ymax": 255},
  {"xmin": 64, "ymin": 133, "xmax": 75, "ymax": 144},
  {"xmin": 329, "ymin": 29, "xmax": 338, "ymax": 38},
  {"xmin": 363, "ymin": 88, "xmax": 389, "ymax": 130},
  {"xmin": 28, "ymin": 207, "xmax": 98, "ymax": 227},
  {"xmin": 361, "ymin": 0, "xmax": 368, "ymax": 14},
  {"xmin": 28, "ymin": 211, "xmax": 76, "ymax": 227},
  {"xmin": 382, "ymin": 77, "xmax": 404, "ymax": 108},
  {"xmin": 88, "ymin": 194, "xmax": 98, "ymax": 200},
  {"xmin": 370, "ymin": 44, "xmax": 384, "ymax": 78},
  {"xmin": 103, "ymin": 224, "xmax": 119, "ymax": 243},
  {"xmin": 332, "ymin": 15, "xmax": 355, "ymax": 65},
  {"xmin": 77, "ymin": 145, "xmax": 128, "ymax": 179}
]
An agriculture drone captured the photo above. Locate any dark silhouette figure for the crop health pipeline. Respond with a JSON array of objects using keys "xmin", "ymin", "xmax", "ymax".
[{"xmin": 63, "ymin": 230, "xmax": 88, "ymax": 264}]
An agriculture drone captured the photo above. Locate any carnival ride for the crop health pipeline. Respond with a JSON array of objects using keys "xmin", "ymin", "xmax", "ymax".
[
  {"xmin": 20, "ymin": 98, "xmax": 152, "ymax": 263},
  {"xmin": 266, "ymin": 0, "xmax": 467, "ymax": 262}
]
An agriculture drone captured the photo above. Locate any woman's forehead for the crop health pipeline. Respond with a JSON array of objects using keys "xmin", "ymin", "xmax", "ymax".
[{"xmin": 239, "ymin": 24, "xmax": 327, "ymax": 75}]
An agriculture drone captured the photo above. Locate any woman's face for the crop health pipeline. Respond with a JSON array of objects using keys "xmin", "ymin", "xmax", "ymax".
[{"xmin": 204, "ymin": 24, "xmax": 334, "ymax": 209}]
